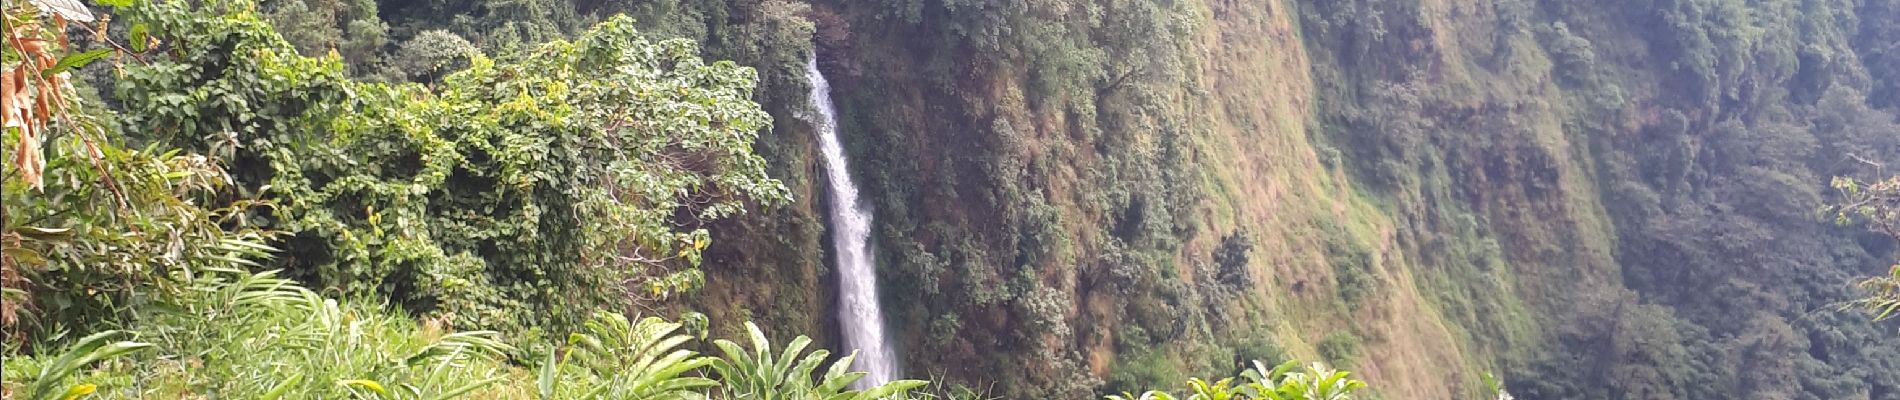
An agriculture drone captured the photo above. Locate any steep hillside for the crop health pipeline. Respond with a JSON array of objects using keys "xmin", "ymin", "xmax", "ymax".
[
  {"xmin": 801, "ymin": 0, "xmax": 1900, "ymax": 398},
  {"xmin": 810, "ymin": 0, "xmax": 1537, "ymax": 396},
  {"xmin": 247, "ymin": 0, "xmax": 1900, "ymax": 398}
]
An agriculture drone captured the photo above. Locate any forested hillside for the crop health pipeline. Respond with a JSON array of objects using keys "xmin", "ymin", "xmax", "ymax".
[
  {"xmin": 800, "ymin": 0, "xmax": 1900, "ymax": 397},
  {"xmin": 4, "ymin": 0, "xmax": 1898, "ymax": 398}
]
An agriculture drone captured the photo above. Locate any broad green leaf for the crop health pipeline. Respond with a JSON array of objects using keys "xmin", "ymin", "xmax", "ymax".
[
  {"xmin": 128, "ymin": 23, "xmax": 149, "ymax": 52},
  {"xmin": 42, "ymin": 49, "xmax": 113, "ymax": 78},
  {"xmin": 259, "ymin": 373, "xmax": 304, "ymax": 400},
  {"xmin": 536, "ymin": 350, "xmax": 559, "ymax": 399}
]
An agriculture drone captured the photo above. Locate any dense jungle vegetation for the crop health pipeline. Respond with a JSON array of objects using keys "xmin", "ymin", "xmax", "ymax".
[{"xmin": 3, "ymin": 0, "xmax": 1899, "ymax": 398}]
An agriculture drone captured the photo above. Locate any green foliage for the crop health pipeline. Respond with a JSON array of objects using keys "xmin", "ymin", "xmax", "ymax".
[
  {"xmin": 2, "ymin": 266, "xmax": 521, "ymax": 398},
  {"xmin": 1858, "ymin": 266, "xmax": 1900, "ymax": 323},
  {"xmin": 1104, "ymin": 349, "xmax": 1188, "ymax": 396},
  {"xmin": 907, "ymin": 377, "xmax": 997, "ymax": 400},
  {"xmin": 15, "ymin": 0, "xmax": 904, "ymax": 397},
  {"xmin": 389, "ymin": 30, "xmax": 475, "ymax": 83},
  {"xmin": 926, "ymin": 313, "xmax": 961, "ymax": 346},
  {"xmin": 1541, "ymin": 22, "xmax": 1599, "ymax": 86},
  {"xmin": 1230, "ymin": 338, "xmax": 1288, "ymax": 374},
  {"xmin": 1480, "ymin": 373, "xmax": 1514, "ymax": 400},
  {"xmin": 1214, "ymin": 230, "xmax": 1254, "ymax": 289},
  {"xmin": 261, "ymin": 0, "xmax": 389, "ymax": 76},
  {"xmin": 109, "ymin": 0, "xmax": 788, "ymax": 333},
  {"xmin": 839, "ymin": 1, "xmax": 1213, "ymax": 395},
  {"xmin": 2, "ymin": 265, "xmax": 937, "ymax": 399},
  {"xmin": 143, "ymin": 269, "xmax": 515, "ymax": 398},
  {"xmin": 1831, "ymin": 175, "xmax": 1900, "ymax": 321},
  {"xmin": 710, "ymin": 321, "xmax": 928, "ymax": 400},
  {"xmin": 1, "ymin": 2, "xmax": 278, "ymax": 337},
  {"xmin": 1295, "ymin": 0, "xmax": 1900, "ymax": 398},
  {"xmin": 1318, "ymin": 221, "xmax": 1376, "ymax": 309},
  {"xmin": 5, "ymin": 330, "xmax": 152, "ymax": 400},
  {"xmin": 1831, "ymin": 175, "xmax": 1900, "ymax": 241},
  {"xmin": 1314, "ymin": 332, "xmax": 1362, "ymax": 369},
  {"xmin": 14, "ymin": 0, "xmax": 1898, "ymax": 397},
  {"xmin": 1108, "ymin": 360, "xmax": 1368, "ymax": 400},
  {"xmin": 535, "ymin": 313, "xmax": 718, "ymax": 399},
  {"xmin": 1648, "ymin": 0, "xmax": 1764, "ymax": 108},
  {"xmin": 1013, "ymin": 277, "xmax": 1072, "ymax": 339},
  {"xmin": 1, "ymin": 133, "xmax": 276, "ymax": 339}
]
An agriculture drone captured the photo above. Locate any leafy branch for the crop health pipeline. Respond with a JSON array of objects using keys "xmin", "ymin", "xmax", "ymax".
[{"xmin": 1829, "ymin": 174, "xmax": 1900, "ymax": 321}]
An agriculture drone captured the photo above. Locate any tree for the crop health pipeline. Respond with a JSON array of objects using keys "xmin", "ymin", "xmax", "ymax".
[
  {"xmin": 389, "ymin": 29, "xmax": 474, "ymax": 83},
  {"xmin": 4, "ymin": 0, "xmax": 279, "ymax": 341},
  {"xmin": 7, "ymin": 0, "xmax": 796, "ymax": 340},
  {"xmin": 1832, "ymin": 175, "xmax": 1900, "ymax": 322}
]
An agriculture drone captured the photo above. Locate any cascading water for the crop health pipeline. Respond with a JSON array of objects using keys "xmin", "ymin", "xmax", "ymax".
[{"xmin": 804, "ymin": 56, "xmax": 899, "ymax": 387}]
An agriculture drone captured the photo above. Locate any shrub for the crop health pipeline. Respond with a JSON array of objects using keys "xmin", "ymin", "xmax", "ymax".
[
  {"xmin": 1108, "ymin": 360, "xmax": 1368, "ymax": 400},
  {"xmin": 0, "ymin": 133, "xmax": 276, "ymax": 341},
  {"xmin": 1320, "ymin": 221, "xmax": 1378, "ymax": 308},
  {"xmin": 711, "ymin": 321, "xmax": 928, "ymax": 399},
  {"xmin": 111, "ymin": 0, "xmax": 790, "ymax": 333},
  {"xmin": 3, "ymin": 268, "xmax": 520, "ymax": 398},
  {"xmin": 535, "ymin": 313, "xmax": 717, "ymax": 398},
  {"xmin": 1016, "ymin": 280, "xmax": 1073, "ymax": 341},
  {"xmin": 1, "ymin": 330, "xmax": 152, "ymax": 400},
  {"xmin": 1215, "ymin": 230, "xmax": 1256, "ymax": 289},
  {"xmin": 3, "ymin": 267, "xmax": 932, "ymax": 399},
  {"xmin": 1231, "ymin": 338, "xmax": 1289, "ymax": 373},
  {"xmin": 929, "ymin": 313, "xmax": 963, "ymax": 345},
  {"xmin": 390, "ymin": 30, "xmax": 475, "ymax": 83},
  {"xmin": 1316, "ymin": 331, "xmax": 1364, "ymax": 368},
  {"xmin": 1104, "ymin": 350, "xmax": 1185, "ymax": 396},
  {"xmin": 1542, "ymin": 22, "xmax": 1599, "ymax": 85},
  {"xmin": 1317, "ymin": 144, "xmax": 1345, "ymax": 169},
  {"xmin": 2, "ymin": 4, "xmax": 276, "ymax": 341}
]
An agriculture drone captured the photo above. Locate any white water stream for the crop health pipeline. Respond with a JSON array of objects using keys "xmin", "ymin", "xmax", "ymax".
[{"xmin": 804, "ymin": 56, "xmax": 899, "ymax": 387}]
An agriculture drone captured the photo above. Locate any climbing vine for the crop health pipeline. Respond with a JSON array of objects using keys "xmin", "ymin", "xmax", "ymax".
[{"xmin": 108, "ymin": 0, "xmax": 788, "ymax": 333}]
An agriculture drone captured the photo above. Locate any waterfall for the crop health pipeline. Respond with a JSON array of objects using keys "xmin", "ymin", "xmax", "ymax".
[{"xmin": 804, "ymin": 56, "xmax": 899, "ymax": 387}]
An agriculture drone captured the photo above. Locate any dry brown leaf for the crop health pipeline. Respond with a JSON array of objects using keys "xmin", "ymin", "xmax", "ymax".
[
  {"xmin": 4, "ymin": 53, "xmax": 50, "ymax": 191},
  {"xmin": 15, "ymin": 128, "xmax": 43, "ymax": 190},
  {"xmin": 1, "ymin": 68, "xmax": 19, "ymax": 117}
]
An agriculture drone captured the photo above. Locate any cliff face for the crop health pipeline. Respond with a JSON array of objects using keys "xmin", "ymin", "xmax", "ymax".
[{"xmin": 680, "ymin": 0, "xmax": 1900, "ymax": 398}]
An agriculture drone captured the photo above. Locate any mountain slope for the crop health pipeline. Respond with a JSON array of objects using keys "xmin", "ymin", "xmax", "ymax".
[
  {"xmin": 797, "ymin": 0, "xmax": 1900, "ymax": 398},
  {"xmin": 261, "ymin": 0, "xmax": 1900, "ymax": 397}
]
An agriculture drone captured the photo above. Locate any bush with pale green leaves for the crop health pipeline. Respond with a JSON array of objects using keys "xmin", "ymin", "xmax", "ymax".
[
  {"xmin": 1106, "ymin": 361, "xmax": 1367, "ymax": 400},
  {"xmin": 2, "ymin": 267, "xmax": 932, "ymax": 399}
]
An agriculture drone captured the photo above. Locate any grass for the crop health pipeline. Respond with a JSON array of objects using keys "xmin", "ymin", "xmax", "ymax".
[
  {"xmin": 5, "ymin": 269, "xmax": 524, "ymax": 399},
  {"xmin": 0, "ymin": 268, "xmax": 930, "ymax": 399}
]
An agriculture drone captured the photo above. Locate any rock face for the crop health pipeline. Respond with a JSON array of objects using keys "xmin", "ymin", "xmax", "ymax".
[{"xmin": 689, "ymin": 0, "xmax": 1900, "ymax": 398}]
